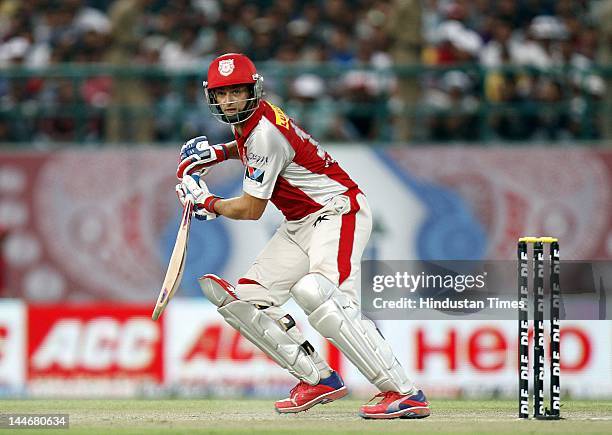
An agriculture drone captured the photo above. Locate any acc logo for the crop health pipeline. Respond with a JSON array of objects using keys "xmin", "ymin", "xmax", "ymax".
[
  {"xmin": 268, "ymin": 102, "xmax": 289, "ymax": 129},
  {"xmin": 30, "ymin": 317, "xmax": 161, "ymax": 374},
  {"xmin": 218, "ymin": 59, "xmax": 235, "ymax": 76}
]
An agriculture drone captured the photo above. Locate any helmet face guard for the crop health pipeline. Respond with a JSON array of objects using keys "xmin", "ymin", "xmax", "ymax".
[{"xmin": 203, "ymin": 74, "xmax": 264, "ymax": 125}]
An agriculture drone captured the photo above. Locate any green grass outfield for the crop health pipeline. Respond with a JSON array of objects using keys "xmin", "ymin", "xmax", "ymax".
[{"xmin": 1, "ymin": 399, "xmax": 611, "ymax": 434}]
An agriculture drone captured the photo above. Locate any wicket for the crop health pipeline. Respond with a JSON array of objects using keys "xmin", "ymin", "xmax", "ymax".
[{"xmin": 517, "ymin": 236, "xmax": 561, "ymax": 420}]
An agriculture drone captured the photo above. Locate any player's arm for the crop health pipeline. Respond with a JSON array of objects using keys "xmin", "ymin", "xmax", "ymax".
[
  {"xmin": 213, "ymin": 192, "xmax": 267, "ymax": 220},
  {"xmin": 178, "ymin": 176, "xmax": 267, "ymax": 221},
  {"xmin": 179, "ymin": 124, "xmax": 289, "ymax": 219},
  {"xmin": 224, "ymin": 140, "xmax": 240, "ymax": 159},
  {"xmin": 238, "ymin": 126, "xmax": 294, "ymax": 212}
]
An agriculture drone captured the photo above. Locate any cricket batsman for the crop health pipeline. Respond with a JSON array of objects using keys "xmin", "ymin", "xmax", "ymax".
[{"xmin": 175, "ymin": 53, "xmax": 430, "ymax": 419}]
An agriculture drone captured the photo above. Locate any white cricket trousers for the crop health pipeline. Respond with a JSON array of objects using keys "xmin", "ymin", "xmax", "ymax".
[{"xmin": 235, "ymin": 190, "xmax": 372, "ymax": 306}]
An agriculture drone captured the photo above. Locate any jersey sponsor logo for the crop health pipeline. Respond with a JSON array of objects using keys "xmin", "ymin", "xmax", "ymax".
[
  {"xmin": 268, "ymin": 102, "xmax": 290, "ymax": 129},
  {"xmin": 247, "ymin": 152, "xmax": 269, "ymax": 165},
  {"xmin": 245, "ymin": 165, "xmax": 265, "ymax": 183},
  {"xmin": 218, "ymin": 59, "xmax": 235, "ymax": 76}
]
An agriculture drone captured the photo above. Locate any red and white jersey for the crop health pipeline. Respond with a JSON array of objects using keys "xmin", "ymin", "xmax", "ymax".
[{"xmin": 233, "ymin": 100, "xmax": 360, "ymax": 221}]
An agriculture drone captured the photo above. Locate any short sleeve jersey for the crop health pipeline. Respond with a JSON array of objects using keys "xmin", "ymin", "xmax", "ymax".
[{"xmin": 233, "ymin": 101, "xmax": 359, "ymax": 221}]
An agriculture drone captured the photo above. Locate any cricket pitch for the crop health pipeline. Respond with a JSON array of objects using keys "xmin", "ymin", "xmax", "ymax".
[{"xmin": 1, "ymin": 399, "xmax": 611, "ymax": 434}]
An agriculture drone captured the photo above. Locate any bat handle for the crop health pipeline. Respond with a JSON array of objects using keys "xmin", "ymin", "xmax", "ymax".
[{"xmin": 180, "ymin": 194, "xmax": 195, "ymax": 226}]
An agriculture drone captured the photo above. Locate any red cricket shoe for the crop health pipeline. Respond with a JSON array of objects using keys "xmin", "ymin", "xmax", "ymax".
[
  {"xmin": 275, "ymin": 371, "xmax": 348, "ymax": 413},
  {"xmin": 359, "ymin": 389, "xmax": 431, "ymax": 419}
]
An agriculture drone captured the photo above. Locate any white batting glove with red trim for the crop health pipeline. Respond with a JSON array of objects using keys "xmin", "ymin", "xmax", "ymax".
[
  {"xmin": 176, "ymin": 135, "xmax": 229, "ymax": 180},
  {"xmin": 176, "ymin": 174, "xmax": 222, "ymax": 221}
]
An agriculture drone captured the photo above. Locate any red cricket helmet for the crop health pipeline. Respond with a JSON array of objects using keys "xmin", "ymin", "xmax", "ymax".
[{"xmin": 203, "ymin": 53, "xmax": 264, "ymax": 124}]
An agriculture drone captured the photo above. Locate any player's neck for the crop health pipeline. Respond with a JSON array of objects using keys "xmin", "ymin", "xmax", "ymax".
[{"xmin": 233, "ymin": 122, "xmax": 246, "ymax": 137}]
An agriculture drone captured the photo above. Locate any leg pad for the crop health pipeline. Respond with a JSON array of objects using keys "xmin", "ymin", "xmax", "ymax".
[{"xmin": 292, "ymin": 273, "xmax": 413, "ymax": 393}]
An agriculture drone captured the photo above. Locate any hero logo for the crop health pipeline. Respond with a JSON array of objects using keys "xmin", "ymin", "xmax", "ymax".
[
  {"xmin": 28, "ymin": 307, "xmax": 163, "ymax": 380},
  {"xmin": 415, "ymin": 325, "xmax": 592, "ymax": 372},
  {"xmin": 218, "ymin": 59, "xmax": 235, "ymax": 76}
]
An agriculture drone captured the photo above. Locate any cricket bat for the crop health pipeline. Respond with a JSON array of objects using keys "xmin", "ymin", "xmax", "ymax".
[{"xmin": 151, "ymin": 195, "xmax": 194, "ymax": 320}]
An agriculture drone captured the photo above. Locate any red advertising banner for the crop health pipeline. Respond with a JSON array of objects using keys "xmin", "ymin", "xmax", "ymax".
[
  {"xmin": 0, "ymin": 300, "xmax": 25, "ymax": 389},
  {"xmin": 27, "ymin": 304, "xmax": 163, "ymax": 383},
  {"xmin": 0, "ymin": 300, "xmax": 608, "ymax": 398}
]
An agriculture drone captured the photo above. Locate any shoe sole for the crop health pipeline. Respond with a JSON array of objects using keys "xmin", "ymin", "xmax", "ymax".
[
  {"xmin": 359, "ymin": 406, "xmax": 431, "ymax": 420},
  {"xmin": 275, "ymin": 386, "xmax": 348, "ymax": 414}
]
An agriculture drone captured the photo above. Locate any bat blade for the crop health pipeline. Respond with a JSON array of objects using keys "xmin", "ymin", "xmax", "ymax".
[{"xmin": 151, "ymin": 197, "xmax": 194, "ymax": 321}]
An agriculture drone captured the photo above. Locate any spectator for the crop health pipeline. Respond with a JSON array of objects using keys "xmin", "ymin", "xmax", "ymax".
[
  {"xmin": 568, "ymin": 73, "xmax": 606, "ymax": 139},
  {"xmin": 479, "ymin": 17, "xmax": 522, "ymax": 67},
  {"xmin": 338, "ymin": 39, "xmax": 394, "ymax": 140},
  {"xmin": 37, "ymin": 78, "xmax": 79, "ymax": 142},
  {"xmin": 0, "ymin": 226, "xmax": 7, "ymax": 296},
  {"xmin": 246, "ymin": 19, "xmax": 276, "ymax": 62},
  {"xmin": 387, "ymin": 0, "xmax": 422, "ymax": 141},
  {"xmin": 431, "ymin": 20, "xmax": 483, "ymax": 65},
  {"xmin": 0, "ymin": 34, "xmax": 42, "ymax": 142},
  {"xmin": 533, "ymin": 78, "xmax": 569, "ymax": 140},
  {"xmin": 423, "ymin": 70, "xmax": 480, "ymax": 141},
  {"xmin": 105, "ymin": 0, "xmax": 153, "ymax": 143},
  {"xmin": 513, "ymin": 15, "xmax": 569, "ymax": 69},
  {"xmin": 286, "ymin": 73, "xmax": 355, "ymax": 141},
  {"xmin": 488, "ymin": 72, "xmax": 538, "ymax": 140},
  {"xmin": 598, "ymin": 0, "xmax": 612, "ymax": 139},
  {"xmin": 328, "ymin": 28, "xmax": 355, "ymax": 65}
]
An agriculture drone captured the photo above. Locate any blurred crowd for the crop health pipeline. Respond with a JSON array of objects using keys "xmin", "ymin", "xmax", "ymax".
[
  {"xmin": 419, "ymin": 0, "xmax": 610, "ymax": 142},
  {"xmin": 0, "ymin": 0, "xmax": 610, "ymax": 144}
]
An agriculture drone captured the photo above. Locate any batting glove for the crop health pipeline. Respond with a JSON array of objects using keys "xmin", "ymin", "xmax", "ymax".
[
  {"xmin": 176, "ymin": 135, "xmax": 229, "ymax": 180},
  {"xmin": 176, "ymin": 174, "xmax": 222, "ymax": 221}
]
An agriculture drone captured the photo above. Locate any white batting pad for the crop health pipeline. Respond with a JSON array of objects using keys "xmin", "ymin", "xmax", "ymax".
[
  {"xmin": 199, "ymin": 275, "xmax": 320, "ymax": 385},
  {"xmin": 292, "ymin": 273, "xmax": 414, "ymax": 393}
]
